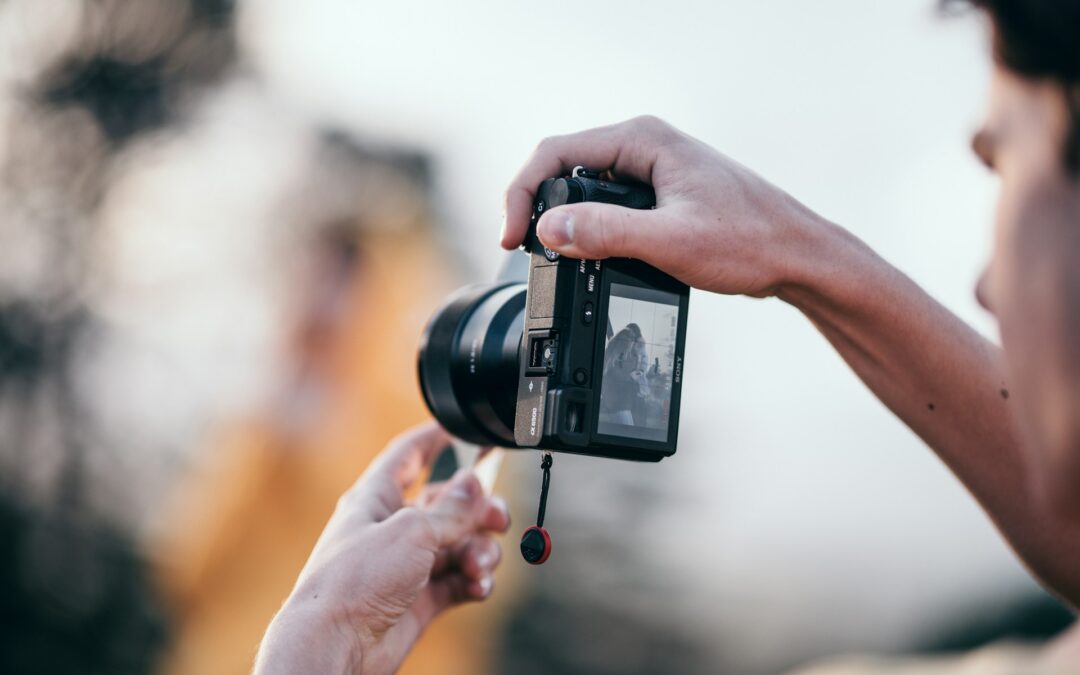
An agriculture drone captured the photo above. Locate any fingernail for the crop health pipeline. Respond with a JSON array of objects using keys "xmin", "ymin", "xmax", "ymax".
[
  {"xmin": 539, "ymin": 211, "xmax": 573, "ymax": 246},
  {"xmin": 476, "ymin": 550, "xmax": 494, "ymax": 569},
  {"xmin": 479, "ymin": 575, "xmax": 493, "ymax": 597}
]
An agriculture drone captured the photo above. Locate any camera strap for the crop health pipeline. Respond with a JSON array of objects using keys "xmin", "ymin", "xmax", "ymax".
[
  {"xmin": 520, "ymin": 451, "xmax": 554, "ymax": 565},
  {"xmin": 536, "ymin": 451, "xmax": 552, "ymax": 528}
]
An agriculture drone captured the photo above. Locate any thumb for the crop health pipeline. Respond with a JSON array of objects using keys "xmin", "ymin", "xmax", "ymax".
[
  {"xmin": 536, "ymin": 202, "xmax": 662, "ymax": 260},
  {"xmin": 422, "ymin": 469, "xmax": 485, "ymax": 548}
]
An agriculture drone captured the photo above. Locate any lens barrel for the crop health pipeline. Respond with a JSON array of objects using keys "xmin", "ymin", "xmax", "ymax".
[{"xmin": 417, "ymin": 282, "xmax": 525, "ymax": 446}]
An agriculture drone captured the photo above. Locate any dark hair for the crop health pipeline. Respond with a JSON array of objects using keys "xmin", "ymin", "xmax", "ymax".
[{"xmin": 949, "ymin": 0, "xmax": 1080, "ymax": 171}]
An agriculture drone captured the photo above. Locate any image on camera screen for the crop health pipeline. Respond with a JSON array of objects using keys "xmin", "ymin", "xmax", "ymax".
[{"xmin": 597, "ymin": 283, "xmax": 680, "ymax": 442}]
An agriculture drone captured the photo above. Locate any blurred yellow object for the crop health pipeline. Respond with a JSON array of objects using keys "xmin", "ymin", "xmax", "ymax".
[{"xmin": 152, "ymin": 228, "xmax": 516, "ymax": 675}]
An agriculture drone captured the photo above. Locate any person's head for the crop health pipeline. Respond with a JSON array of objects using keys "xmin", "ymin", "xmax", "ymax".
[
  {"xmin": 604, "ymin": 327, "xmax": 643, "ymax": 376},
  {"xmin": 963, "ymin": 0, "xmax": 1080, "ymax": 515}
]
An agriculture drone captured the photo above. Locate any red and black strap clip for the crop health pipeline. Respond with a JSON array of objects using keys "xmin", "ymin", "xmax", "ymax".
[{"xmin": 520, "ymin": 452, "xmax": 553, "ymax": 565}]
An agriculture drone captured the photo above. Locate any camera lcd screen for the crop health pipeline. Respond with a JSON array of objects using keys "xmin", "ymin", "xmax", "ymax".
[{"xmin": 597, "ymin": 283, "xmax": 680, "ymax": 442}]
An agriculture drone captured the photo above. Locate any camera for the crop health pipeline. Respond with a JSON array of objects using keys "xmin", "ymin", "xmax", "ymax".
[{"xmin": 418, "ymin": 167, "xmax": 690, "ymax": 461}]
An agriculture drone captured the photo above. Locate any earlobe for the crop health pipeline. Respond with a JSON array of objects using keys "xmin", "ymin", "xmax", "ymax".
[
  {"xmin": 972, "ymin": 128, "xmax": 997, "ymax": 171},
  {"xmin": 975, "ymin": 266, "xmax": 996, "ymax": 314}
]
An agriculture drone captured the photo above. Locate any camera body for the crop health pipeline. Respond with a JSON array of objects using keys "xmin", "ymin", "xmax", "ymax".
[
  {"xmin": 416, "ymin": 168, "xmax": 690, "ymax": 462},
  {"xmin": 512, "ymin": 168, "xmax": 690, "ymax": 461}
]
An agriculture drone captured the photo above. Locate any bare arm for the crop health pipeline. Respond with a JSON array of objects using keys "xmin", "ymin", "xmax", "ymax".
[
  {"xmin": 504, "ymin": 115, "xmax": 1080, "ymax": 606},
  {"xmin": 781, "ymin": 220, "xmax": 1080, "ymax": 606}
]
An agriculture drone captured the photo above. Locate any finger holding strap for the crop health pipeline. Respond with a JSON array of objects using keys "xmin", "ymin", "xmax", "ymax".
[{"xmin": 420, "ymin": 468, "xmax": 487, "ymax": 549}]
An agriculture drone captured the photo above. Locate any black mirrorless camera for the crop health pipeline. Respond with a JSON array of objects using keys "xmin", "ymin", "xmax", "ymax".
[{"xmin": 418, "ymin": 167, "xmax": 689, "ymax": 461}]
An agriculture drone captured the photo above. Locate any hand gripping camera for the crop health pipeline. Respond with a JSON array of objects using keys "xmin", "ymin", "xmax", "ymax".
[
  {"xmin": 417, "ymin": 167, "xmax": 690, "ymax": 562},
  {"xmin": 418, "ymin": 167, "xmax": 690, "ymax": 461}
]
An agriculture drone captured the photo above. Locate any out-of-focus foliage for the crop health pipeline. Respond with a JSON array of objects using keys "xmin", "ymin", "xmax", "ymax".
[{"xmin": 0, "ymin": 1, "xmax": 238, "ymax": 671}]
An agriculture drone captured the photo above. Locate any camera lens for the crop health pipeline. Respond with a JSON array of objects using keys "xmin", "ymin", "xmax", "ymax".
[{"xmin": 417, "ymin": 282, "xmax": 525, "ymax": 446}]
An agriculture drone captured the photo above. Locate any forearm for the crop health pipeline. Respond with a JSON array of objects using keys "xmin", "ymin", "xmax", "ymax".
[{"xmin": 779, "ymin": 217, "xmax": 1080, "ymax": 605}]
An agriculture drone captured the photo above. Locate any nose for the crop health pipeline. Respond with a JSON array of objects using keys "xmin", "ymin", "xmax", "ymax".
[{"xmin": 975, "ymin": 266, "xmax": 996, "ymax": 314}]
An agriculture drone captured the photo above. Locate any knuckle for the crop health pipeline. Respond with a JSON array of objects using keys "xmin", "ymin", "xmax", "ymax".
[
  {"xmin": 392, "ymin": 506, "xmax": 438, "ymax": 548},
  {"xmin": 598, "ymin": 209, "xmax": 630, "ymax": 255},
  {"xmin": 614, "ymin": 216, "xmax": 630, "ymax": 254},
  {"xmin": 335, "ymin": 477, "xmax": 373, "ymax": 514},
  {"xmin": 630, "ymin": 115, "xmax": 678, "ymax": 144},
  {"xmin": 334, "ymin": 487, "xmax": 356, "ymax": 513},
  {"xmin": 534, "ymin": 135, "xmax": 561, "ymax": 156},
  {"xmin": 631, "ymin": 114, "xmax": 666, "ymax": 132},
  {"xmin": 502, "ymin": 186, "xmax": 520, "ymax": 212},
  {"xmin": 334, "ymin": 478, "xmax": 357, "ymax": 506}
]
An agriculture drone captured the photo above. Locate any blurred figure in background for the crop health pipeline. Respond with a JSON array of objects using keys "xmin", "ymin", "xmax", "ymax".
[
  {"xmin": 152, "ymin": 138, "xmax": 519, "ymax": 675},
  {"xmin": 0, "ymin": 1, "xmax": 236, "ymax": 671},
  {"xmin": 0, "ymin": 1, "xmax": 517, "ymax": 673}
]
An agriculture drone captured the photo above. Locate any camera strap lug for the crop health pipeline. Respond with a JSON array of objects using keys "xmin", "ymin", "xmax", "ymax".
[{"xmin": 571, "ymin": 166, "xmax": 601, "ymax": 180}]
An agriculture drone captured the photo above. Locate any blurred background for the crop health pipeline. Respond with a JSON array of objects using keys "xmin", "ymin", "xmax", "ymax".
[{"xmin": 0, "ymin": 0, "xmax": 1072, "ymax": 673}]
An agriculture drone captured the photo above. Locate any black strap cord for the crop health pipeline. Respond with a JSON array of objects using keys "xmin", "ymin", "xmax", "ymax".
[{"xmin": 536, "ymin": 452, "xmax": 553, "ymax": 528}]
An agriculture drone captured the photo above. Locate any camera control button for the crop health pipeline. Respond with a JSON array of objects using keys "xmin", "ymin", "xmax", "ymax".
[
  {"xmin": 543, "ymin": 246, "xmax": 560, "ymax": 262},
  {"xmin": 582, "ymin": 302, "xmax": 594, "ymax": 325},
  {"xmin": 573, "ymin": 368, "xmax": 588, "ymax": 385}
]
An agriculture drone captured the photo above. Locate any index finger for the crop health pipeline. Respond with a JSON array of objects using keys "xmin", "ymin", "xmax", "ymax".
[
  {"xmin": 345, "ymin": 422, "xmax": 453, "ymax": 523},
  {"xmin": 363, "ymin": 421, "xmax": 454, "ymax": 494},
  {"xmin": 500, "ymin": 117, "xmax": 664, "ymax": 250}
]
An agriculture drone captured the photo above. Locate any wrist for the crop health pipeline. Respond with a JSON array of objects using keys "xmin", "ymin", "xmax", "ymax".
[
  {"xmin": 774, "ymin": 210, "xmax": 870, "ymax": 312},
  {"xmin": 255, "ymin": 594, "xmax": 363, "ymax": 675}
]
